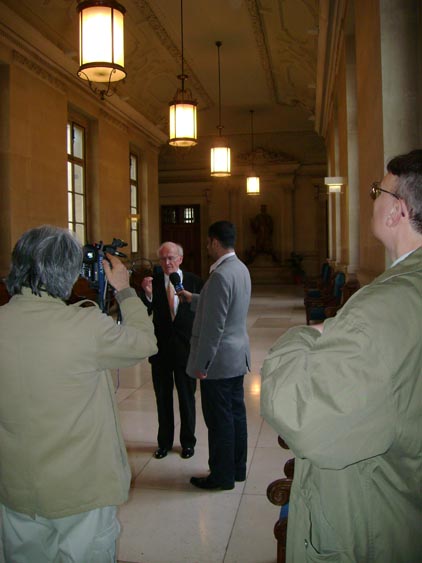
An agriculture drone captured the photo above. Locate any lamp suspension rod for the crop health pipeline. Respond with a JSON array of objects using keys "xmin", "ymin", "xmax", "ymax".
[
  {"xmin": 216, "ymin": 41, "xmax": 222, "ymax": 134},
  {"xmin": 180, "ymin": 0, "xmax": 185, "ymax": 88},
  {"xmin": 250, "ymin": 109, "xmax": 255, "ymax": 154}
]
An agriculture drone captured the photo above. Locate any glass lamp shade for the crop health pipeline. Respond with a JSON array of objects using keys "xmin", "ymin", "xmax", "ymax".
[
  {"xmin": 169, "ymin": 96, "xmax": 197, "ymax": 147},
  {"xmin": 246, "ymin": 175, "xmax": 260, "ymax": 195},
  {"xmin": 77, "ymin": 0, "xmax": 126, "ymax": 83},
  {"xmin": 210, "ymin": 145, "xmax": 231, "ymax": 177}
]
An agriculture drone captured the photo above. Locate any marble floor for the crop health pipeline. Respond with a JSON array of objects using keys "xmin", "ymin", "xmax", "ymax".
[{"xmin": 115, "ymin": 285, "xmax": 305, "ymax": 563}]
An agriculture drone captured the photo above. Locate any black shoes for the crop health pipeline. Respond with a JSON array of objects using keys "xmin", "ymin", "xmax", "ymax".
[
  {"xmin": 154, "ymin": 448, "xmax": 169, "ymax": 459},
  {"xmin": 154, "ymin": 447, "xmax": 194, "ymax": 459},
  {"xmin": 190, "ymin": 476, "xmax": 234, "ymax": 491},
  {"xmin": 181, "ymin": 447, "xmax": 195, "ymax": 459}
]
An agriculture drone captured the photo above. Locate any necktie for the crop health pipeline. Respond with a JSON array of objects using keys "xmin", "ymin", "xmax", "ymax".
[{"xmin": 167, "ymin": 280, "xmax": 175, "ymax": 320}]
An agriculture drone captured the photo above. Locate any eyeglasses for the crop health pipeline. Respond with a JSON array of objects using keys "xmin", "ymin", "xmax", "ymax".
[
  {"xmin": 159, "ymin": 255, "xmax": 180, "ymax": 263},
  {"xmin": 370, "ymin": 182, "xmax": 400, "ymax": 201}
]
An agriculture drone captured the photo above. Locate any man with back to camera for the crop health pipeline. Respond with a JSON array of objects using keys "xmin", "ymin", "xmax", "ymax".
[
  {"xmin": 140, "ymin": 241, "xmax": 203, "ymax": 459},
  {"xmin": 0, "ymin": 225, "xmax": 157, "ymax": 563},
  {"xmin": 261, "ymin": 150, "xmax": 422, "ymax": 562},
  {"xmin": 179, "ymin": 221, "xmax": 251, "ymax": 490}
]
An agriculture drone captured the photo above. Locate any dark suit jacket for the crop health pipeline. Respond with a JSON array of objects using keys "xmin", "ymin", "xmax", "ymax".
[{"xmin": 141, "ymin": 271, "xmax": 203, "ymax": 368}]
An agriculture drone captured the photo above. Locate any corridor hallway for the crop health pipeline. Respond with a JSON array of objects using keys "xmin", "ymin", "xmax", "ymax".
[{"xmin": 116, "ymin": 285, "xmax": 305, "ymax": 563}]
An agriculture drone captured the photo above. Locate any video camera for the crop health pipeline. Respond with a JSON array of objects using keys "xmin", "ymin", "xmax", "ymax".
[
  {"xmin": 80, "ymin": 238, "xmax": 127, "ymax": 313},
  {"xmin": 81, "ymin": 238, "xmax": 127, "ymax": 285}
]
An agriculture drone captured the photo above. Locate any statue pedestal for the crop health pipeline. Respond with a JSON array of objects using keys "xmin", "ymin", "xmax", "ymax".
[{"xmin": 247, "ymin": 253, "xmax": 292, "ymax": 284}]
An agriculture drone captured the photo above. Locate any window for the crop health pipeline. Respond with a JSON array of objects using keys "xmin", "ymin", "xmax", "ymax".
[
  {"xmin": 183, "ymin": 207, "xmax": 195, "ymax": 223},
  {"xmin": 162, "ymin": 205, "xmax": 199, "ymax": 225},
  {"xmin": 130, "ymin": 153, "xmax": 139, "ymax": 254},
  {"xmin": 67, "ymin": 121, "xmax": 86, "ymax": 244}
]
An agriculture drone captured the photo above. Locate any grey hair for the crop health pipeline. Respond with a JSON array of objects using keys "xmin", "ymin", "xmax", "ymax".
[
  {"xmin": 6, "ymin": 225, "xmax": 83, "ymax": 299},
  {"xmin": 395, "ymin": 173, "xmax": 422, "ymax": 233},
  {"xmin": 157, "ymin": 241, "xmax": 184, "ymax": 256},
  {"xmin": 387, "ymin": 149, "xmax": 422, "ymax": 233}
]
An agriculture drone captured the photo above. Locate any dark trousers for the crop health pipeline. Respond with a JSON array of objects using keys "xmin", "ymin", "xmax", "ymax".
[
  {"xmin": 152, "ymin": 362, "xmax": 196, "ymax": 450},
  {"xmin": 200, "ymin": 375, "xmax": 248, "ymax": 487}
]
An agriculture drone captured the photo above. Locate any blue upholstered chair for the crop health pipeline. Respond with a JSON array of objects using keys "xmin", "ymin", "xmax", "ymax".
[
  {"xmin": 303, "ymin": 261, "xmax": 333, "ymax": 297},
  {"xmin": 305, "ymin": 271, "xmax": 346, "ymax": 324}
]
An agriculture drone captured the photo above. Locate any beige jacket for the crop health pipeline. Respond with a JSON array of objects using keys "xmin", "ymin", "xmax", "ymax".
[
  {"xmin": 261, "ymin": 248, "xmax": 422, "ymax": 563},
  {"xmin": 0, "ymin": 287, "xmax": 157, "ymax": 518}
]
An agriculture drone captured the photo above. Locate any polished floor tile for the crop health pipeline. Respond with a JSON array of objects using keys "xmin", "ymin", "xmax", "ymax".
[
  {"xmin": 223, "ymin": 494, "xmax": 279, "ymax": 563},
  {"xmin": 118, "ymin": 489, "xmax": 243, "ymax": 563},
  {"xmin": 117, "ymin": 284, "xmax": 305, "ymax": 563}
]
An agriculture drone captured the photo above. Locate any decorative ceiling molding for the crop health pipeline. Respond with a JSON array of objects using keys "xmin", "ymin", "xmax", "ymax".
[
  {"xmin": 0, "ymin": 0, "xmax": 326, "ymax": 162},
  {"xmin": 246, "ymin": 0, "xmax": 318, "ymax": 113},
  {"xmin": 133, "ymin": 0, "xmax": 213, "ymax": 109},
  {"xmin": 314, "ymin": 0, "xmax": 347, "ymax": 137},
  {"xmin": 237, "ymin": 146, "xmax": 297, "ymax": 165},
  {"xmin": 12, "ymin": 49, "xmax": 66, "ymax": 93},
  {"xmin": 246, "ymin": 0, "xmax": 278, "ymax": 104}
]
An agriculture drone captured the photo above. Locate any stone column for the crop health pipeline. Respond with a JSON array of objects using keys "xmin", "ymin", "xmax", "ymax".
[
  {"xmin": 346, "ymin": 34, "xmax": 360, "ymax": 274},
  {"xmin": 380, "ymin": 0, "xmax": 420, "ymax": 160},
  {"xmin": 328, "ymin": 193, "xmax": 334, "ymax": 260},
  {"xmin": 379, "ymin": 0, "xmax": 420, "ymax": 267},
  {"xmin": 335, "ymin": 192, "xmax": 342, "ymax": 262}
]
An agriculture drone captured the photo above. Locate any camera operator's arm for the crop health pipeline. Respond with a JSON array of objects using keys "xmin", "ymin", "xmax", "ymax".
[
  {"xmin": 97, "ymin": 253, "xmax": 158, "ymax": 366},
  {"xmin": 103, "ymin": 253, "xmax": 130, "ymax": 291}
]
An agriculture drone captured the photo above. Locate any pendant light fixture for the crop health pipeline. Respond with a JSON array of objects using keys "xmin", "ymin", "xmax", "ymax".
[
  {"xmin": 210, "ymin": 41, "xmax": 231, "ymax": 177},
  {"xmin": 77, "ymin": 0, "xmax": 127, "ymax": 100},
  {"xmin": 246, "ymin": 110, "xmax": 260, "ymax": 195},
  {"xmin": 169, "ymin": 0, "xmax": 197, "ymax": 147}
]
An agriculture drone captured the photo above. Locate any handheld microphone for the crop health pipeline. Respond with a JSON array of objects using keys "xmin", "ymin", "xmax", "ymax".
[{"xmin": 169, "ymin": 272, "xmax": 184, "ymax": 292}]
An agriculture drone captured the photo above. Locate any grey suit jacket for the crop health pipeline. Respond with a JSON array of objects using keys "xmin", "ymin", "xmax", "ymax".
[{"xmin": 187, "ymin": 254, "xmax": 251, "ymax": 379}]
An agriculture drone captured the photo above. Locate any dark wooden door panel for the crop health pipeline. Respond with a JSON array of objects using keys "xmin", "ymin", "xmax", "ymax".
[{"xmin": 161, "ymin": 205, "xmax": 201, "ymax": 277}]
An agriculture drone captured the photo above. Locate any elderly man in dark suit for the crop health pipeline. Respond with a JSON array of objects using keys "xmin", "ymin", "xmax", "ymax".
[
  {"xmin": 141, "ymin": 241, "xmax": 203, "ymax": 460},
  {"xmin": 179, "ymin": 221, "xmax": 252, "ymax": 490}
]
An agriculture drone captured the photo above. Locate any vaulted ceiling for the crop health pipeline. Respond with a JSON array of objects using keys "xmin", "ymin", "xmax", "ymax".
[{"xmin": 1, "ymin": 0, "xmax": 326, "ymax": 164}]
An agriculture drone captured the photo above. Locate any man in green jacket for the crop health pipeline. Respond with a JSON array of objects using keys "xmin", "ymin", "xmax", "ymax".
[
  {"xmin": 261, "ymin": 150, "xmax": 422, "ymax": 563},
  {"xmin": 0, "ymin": 225, "xmax": 157, "ymax": 562}
]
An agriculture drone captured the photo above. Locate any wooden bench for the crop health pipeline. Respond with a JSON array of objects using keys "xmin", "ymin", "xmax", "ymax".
[{"xmin": 266, "ymin": 436, "xmax": 295, "ymax": 563}]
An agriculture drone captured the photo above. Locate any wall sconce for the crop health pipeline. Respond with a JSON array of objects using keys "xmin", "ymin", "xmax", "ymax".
[
  {"xmin": 169, "ymin": 0, "xmax": 197, "ymax": 147},
  {"xmin": 77, "ymin": 0, "xmax": 127, "ymax": 100},
  {"xmin": 246, "ymin": 110, "xmax": 260, "ymax": 195},
  {"xmin": 210, "ymin": 41, "xmax": 231, "ymax": 177},
  {"xmin": 324, "ymin": 176, "xmax": 346, "ymax": 193}
]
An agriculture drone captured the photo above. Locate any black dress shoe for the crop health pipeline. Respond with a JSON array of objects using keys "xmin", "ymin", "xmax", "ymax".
[
  {"xmin": 190, "ymin": 476, "xmax": 234, "ymax": 490},
  {"xmin": 181, "ymin": 447, "xmax": 194, "ymax": 459},
  {"xmin": 154, "ymin": 448, "xmax": 168, "ymax": 459}
]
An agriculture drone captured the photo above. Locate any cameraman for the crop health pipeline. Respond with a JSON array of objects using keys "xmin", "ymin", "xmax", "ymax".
[{"xmin": 0, "ymin": 225, "xmax": 157, "ymax": 563}]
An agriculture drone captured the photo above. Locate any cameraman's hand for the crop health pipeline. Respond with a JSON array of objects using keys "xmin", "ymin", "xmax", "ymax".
[
  {"xmin": 141, "ymin": 276, "xmax": 153, "ymax": 299},
  {"xmin": 103, "ymin": 253, "xmax": 130, "ymax": 292}
]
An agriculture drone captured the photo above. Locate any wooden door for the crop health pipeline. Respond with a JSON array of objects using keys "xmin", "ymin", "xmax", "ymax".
[{"xmin": 161, "ymin": 205, "xmax": 202, "ymax": 277}]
